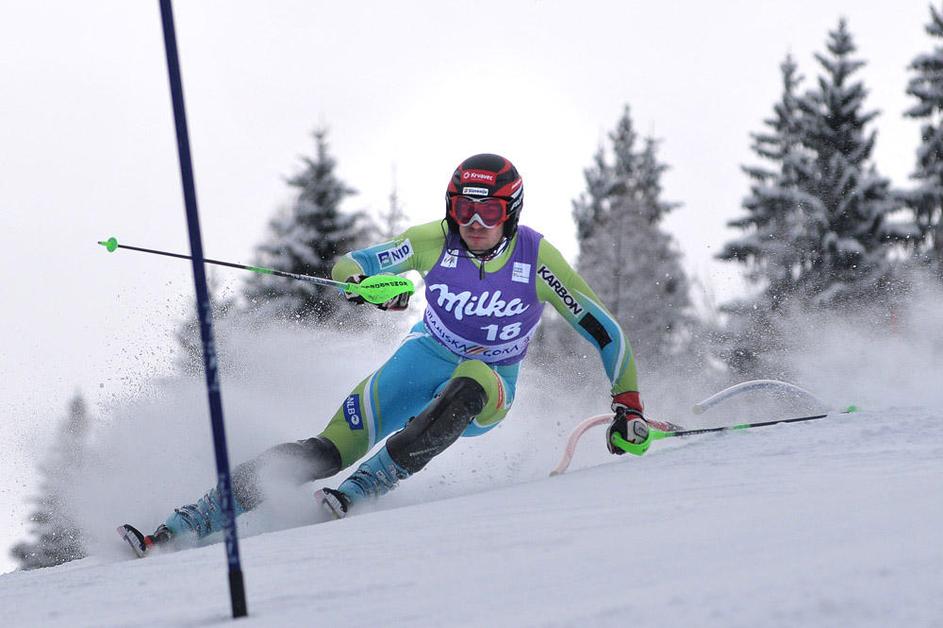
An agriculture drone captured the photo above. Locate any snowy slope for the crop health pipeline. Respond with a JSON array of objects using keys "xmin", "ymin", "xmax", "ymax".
[{"xmin": 2, "ymin": 405, "xmax": 941, "ymax": 628}]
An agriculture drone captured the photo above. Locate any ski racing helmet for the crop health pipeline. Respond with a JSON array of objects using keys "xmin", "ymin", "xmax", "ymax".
[{"xmin": 445, "ymin": 153, "xmax": 524, "ymax": 239}]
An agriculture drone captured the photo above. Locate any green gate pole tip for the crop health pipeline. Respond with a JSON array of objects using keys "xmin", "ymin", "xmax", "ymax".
[
  {"xmin": 97, "ymin": 237, "xmax": 119, "ymax": 252},
  {"xmin": 844, "ymin": 405, "xmax": 859, "ymax": 413}
]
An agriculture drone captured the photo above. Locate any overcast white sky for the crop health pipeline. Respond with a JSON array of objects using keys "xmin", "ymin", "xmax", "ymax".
[{"xmin": 0, "ymin": 0, "xmax": 931, "ymax": 572}]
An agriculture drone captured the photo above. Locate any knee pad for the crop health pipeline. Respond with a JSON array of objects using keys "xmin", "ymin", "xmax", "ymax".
[
  {"xmin": 387, "ymin": 376, "xmax": 487, "ymax": 474},
  {"xmin": 451, "ymin": 359, "xmax": 493, "ymax": 381},
  {"xmin": 449, "ymin": 359, "xmax": 510, "ymax": 428}
]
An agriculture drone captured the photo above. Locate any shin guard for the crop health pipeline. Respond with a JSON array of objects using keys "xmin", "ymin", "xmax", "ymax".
[{"xmin": 386, "ymin": 376, "xmax": 487, "ymax": 474}]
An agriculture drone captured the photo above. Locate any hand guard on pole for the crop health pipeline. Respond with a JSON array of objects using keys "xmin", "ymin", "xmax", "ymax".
[
  {"xmin": 345, "ymin": 275, "xmax": 411, "ymax": 311},
  {"xmin": 607, "ymin": 391, "xmax": 650, "ymax": 456}
]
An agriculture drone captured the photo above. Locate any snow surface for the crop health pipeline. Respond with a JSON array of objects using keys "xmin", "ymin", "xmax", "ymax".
[
  {"xmin": 4, "ymin": 291, "xmax": 943, "ymax": 626},
  {"xmin": 1, "ymin": 403, "xmax": 940, "ymax": 627}
]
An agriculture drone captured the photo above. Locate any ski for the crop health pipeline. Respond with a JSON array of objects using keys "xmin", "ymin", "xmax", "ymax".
[
  {"xmin": 315, "ymin": 488, "xmax": 350, "ymax": 520},
  {"xmin": 118, "ymin": 495, "xmax": 346, "ymax": 559},
  {"xmin": 117, "ymin": 524, "xmax": 151, "ymax": 558},
  {"xmin": 117, "ymin": 523, "xmax": 177, "ymax": 558}
]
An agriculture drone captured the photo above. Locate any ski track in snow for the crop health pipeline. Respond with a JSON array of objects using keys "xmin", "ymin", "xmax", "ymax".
[{"xmin": 1, "ymin": 406, "xmax": 941, "ymax": 627}]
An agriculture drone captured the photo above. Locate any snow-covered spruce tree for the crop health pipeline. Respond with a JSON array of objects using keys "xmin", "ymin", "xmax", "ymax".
[
  {"xmin": 717, "ymin": 56, "xmax": 815, "ymax": 374},
  {"xmin": 720, "ymin": 55, "xmax": 813, "ymax": 309},
  {"xmin": 904, "ymin": 2, "xmax": 943, "ymax": 278},
  {"xmin": 10, "ymin": 394, "xmax": 90, "ymax": 570},
  {"xmin": 572, "ymin": 146, "xmax": 612, "ymax": 242},
  {"xmin": 791, "ymin": 19, "xmax": 903, "ymax": 306},
  {"xmin": 243, "ymin": 128, "xmax": 372, "ymax": 321},
  {"xmin": 575, "ymin": 106, "xmax": 692, "ymax": 370}
]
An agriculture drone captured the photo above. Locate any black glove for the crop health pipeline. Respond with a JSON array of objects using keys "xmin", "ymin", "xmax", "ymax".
[
  {"xmin": 607, "ymin": 391, "xmax": 648, "ymax": 455},
  {"xmin": 344, "ymin": 275, "xmax": 368, "ymax": 305},
  {"xmin": 345, "ymin": 275, "xmax": 411, "ymax": 311},
  {"xmin": 606, "ymin": 408, "xmax": 649, "ymax": 455},
  {"xmin": 375, "ymin": 290, "xmax": 410, "ymax": 311}
]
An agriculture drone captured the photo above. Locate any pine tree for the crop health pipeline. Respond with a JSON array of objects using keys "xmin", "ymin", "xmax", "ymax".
[
  {"xmin": 10, "ymin": 394, "xmax": 89, "ymax": 570},
  {"xmin": 572, "ymin": 146, "xmax": 612, "ymax": 242},
  {"xmin": 720, "ymin": 55, "xmax": 816, "ymax": 310},
  {"xmin": 716, "ymin": 56, "xmax": 814, "ymax": 374},
  {"xmin": 575, "ymin": 106, "xmax": 692, "ymax": 369},
  {"xmin": 243, "ymin": 128, "xmax": 371, "ymax": 321},
  {"xmin": 791, "ymin": 19, "xmax": 901, "ymax": 306},
  {"xmin": 904, "ymin": 2, "xmax": 943, "ymax": 278}
]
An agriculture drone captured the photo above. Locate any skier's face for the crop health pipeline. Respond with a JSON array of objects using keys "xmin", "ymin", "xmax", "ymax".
[{"xmin": 459, "ymin": 220, "xmax": 503, "ymax": 253}]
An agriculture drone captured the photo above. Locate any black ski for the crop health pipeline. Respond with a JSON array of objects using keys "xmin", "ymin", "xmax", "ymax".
[{"xmin": 117, "ymin": 524, "xmax": 150, "ymax": 558}]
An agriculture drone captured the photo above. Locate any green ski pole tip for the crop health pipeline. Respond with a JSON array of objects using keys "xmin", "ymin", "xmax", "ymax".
[
  {"xmin": 98, "ymin": 237, "xmax": 119, "ymax": 252},
  {"xmin": 844, "ymin": 405, "xmax": 859, "ymax": 413}
]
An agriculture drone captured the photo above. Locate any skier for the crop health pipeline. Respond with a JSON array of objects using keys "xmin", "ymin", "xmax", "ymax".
[{"xmin": 121, "ymin": 153, "xmax": 649, "ymax": 555}]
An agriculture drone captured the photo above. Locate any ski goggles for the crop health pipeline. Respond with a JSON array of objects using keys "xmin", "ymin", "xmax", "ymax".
[{"xmin": 449, "ymin": 195, "xmax": 509, "ymax": 228}]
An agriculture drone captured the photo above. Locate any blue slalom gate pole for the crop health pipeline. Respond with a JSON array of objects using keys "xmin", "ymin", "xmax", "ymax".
[{"xmin": 157, "ymin": 0, "xmax": 248, "ymax": 618}]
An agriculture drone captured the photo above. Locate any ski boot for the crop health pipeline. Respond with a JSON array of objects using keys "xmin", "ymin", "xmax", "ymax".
[{"xmin": 314, "ymin": 445, "xmax": 410, "ymax": 520}]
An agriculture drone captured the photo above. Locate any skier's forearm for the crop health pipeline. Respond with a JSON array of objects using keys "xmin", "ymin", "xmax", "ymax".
[
  {"xmin": 341, "ymin": 239, "xmax": 414, "ymax": 277},
  {"xmin": 334, "ymin": 221, "xmax": 448, "ymax": 279}
]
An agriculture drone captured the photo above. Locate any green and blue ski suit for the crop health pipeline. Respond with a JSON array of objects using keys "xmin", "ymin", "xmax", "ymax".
[{"xmin": 164, "ymin": 220, "xmax": 640, "ymax": 537}]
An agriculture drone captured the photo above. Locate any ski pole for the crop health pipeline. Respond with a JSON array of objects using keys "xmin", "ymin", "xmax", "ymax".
[
  {"xmin": 610, "ymin": 405, "xmax": 859, "ymax": 455},
  {"xmin": 97, "ymin": 236, "xmax": 415, "ymax": 305}
]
